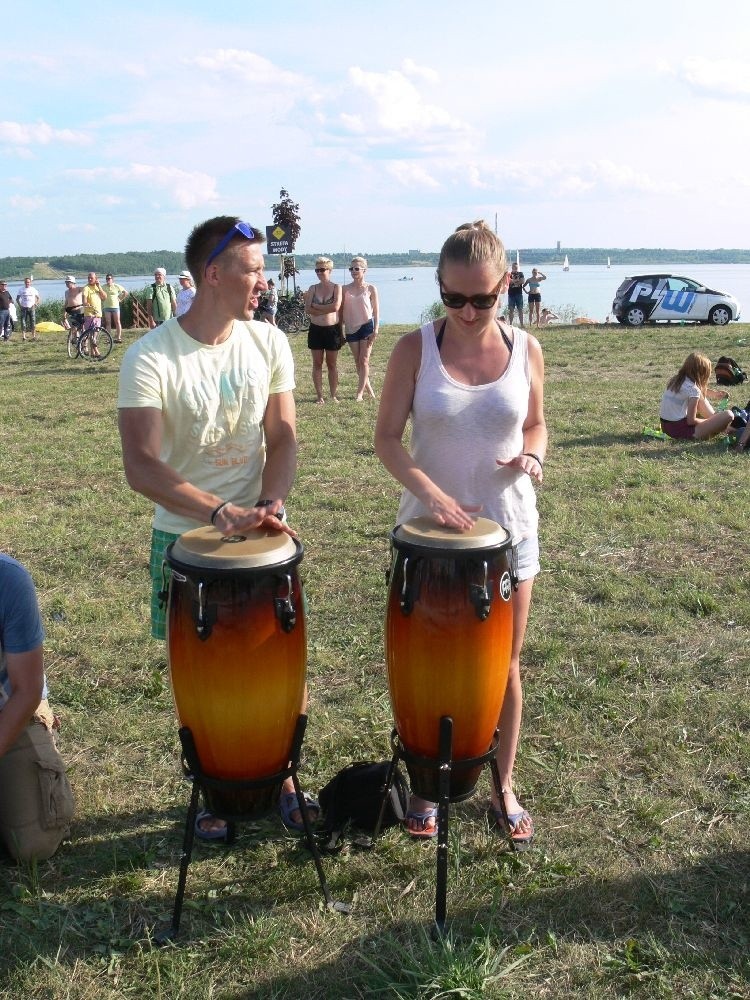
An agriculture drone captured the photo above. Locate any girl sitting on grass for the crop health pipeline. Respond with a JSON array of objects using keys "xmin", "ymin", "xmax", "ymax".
[{"xmin": 659, "ymin": 352, "xmax": 733, "ymax": 441}]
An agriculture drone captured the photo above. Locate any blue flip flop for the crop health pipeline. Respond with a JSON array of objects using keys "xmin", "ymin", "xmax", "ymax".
[
  {"xmin": 491, "ymin": 805, "xmax": 535, "ymax": 851},
  {"xmin": 194, "ymin": 809, "xmax": 230, "ymax": 843},
  {"xmin": 405, "ymin": 806, "xmax": 438, "ymax": 839},
  {"xmin": 279, "ymin": 791, "xmax": 320, "ymax": 831}
]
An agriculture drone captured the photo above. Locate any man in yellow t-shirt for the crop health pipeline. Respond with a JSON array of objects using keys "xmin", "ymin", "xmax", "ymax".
[
  {"xmin": 117, "ymin": 216, "xmax": 314, "ymax": 839},
  {"xmin": 81, "ymin": 272, "xmax": 106, "ymax": 357}
]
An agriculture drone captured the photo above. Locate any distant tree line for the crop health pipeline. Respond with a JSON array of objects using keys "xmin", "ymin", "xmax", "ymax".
[{"xmin": 3, "ymin": 246, "xmax": 750, "ymax": 282}]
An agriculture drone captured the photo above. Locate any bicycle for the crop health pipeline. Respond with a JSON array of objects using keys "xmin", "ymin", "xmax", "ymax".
[
  {"xmin": 276, "ymin": 292, "xmax": 309, "ymax": 334},
  {"xmin": 66, "ymin": 311, "xmax": 113, "ymax": 361}
]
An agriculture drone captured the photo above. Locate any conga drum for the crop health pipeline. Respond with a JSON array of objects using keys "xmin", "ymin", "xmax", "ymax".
[
  {"xmin": 386, "ymin": 516, "xmax": 514, "ymax": 801},
  {"xmin": 165, "ymin": 526, "xmax": 306, "ymax": 818}
]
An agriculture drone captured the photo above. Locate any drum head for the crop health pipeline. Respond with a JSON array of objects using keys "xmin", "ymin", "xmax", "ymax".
[
  {"xmin": 393, "ymin": 515, "xmax": 510, "ymax": 550},
  {"xmin": 169, "ymin": 526, "xmax": 300, "ymax": 571}
]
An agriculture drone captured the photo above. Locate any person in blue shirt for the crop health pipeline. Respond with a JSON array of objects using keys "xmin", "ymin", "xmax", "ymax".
[{"xmin": 0, "ymin": 554, "xmax": 74, "ymax": 861}]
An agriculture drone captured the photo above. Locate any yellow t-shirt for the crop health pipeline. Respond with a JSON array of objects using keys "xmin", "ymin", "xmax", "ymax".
[
  {"xmin": 117, "ymin": 318, "xmax": 296, "ymax": 534},
  {"xmin": 82, "ymin": 283, "xmax": 104, "ymax": 317},
  {"xmin": 103, "ymin": 283, "xmax": 125, "ymax": 309}
]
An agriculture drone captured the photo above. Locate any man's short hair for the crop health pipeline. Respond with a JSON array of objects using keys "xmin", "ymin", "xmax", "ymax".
[{"xmin": 185, "ymin": 216, "xmax": 265, "ymax": 287}]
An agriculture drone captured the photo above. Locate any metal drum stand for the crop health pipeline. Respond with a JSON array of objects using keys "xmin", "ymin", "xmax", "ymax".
[
  {"xmin": 368, "ymin": 721, "xmax": 511, "ymax": 933},
  {"xmin": 156, "ymin": 713, "xmax": 348, "ymax": 944}
]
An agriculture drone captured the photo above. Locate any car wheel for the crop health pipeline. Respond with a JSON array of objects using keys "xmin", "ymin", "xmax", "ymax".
[
  {"xmin": 709, "ymin": 305, "xmax": 731, "ymax": 326},
  {"xmin": 624, "ymin": 306, "xmax": 645, "ymax": 327}
]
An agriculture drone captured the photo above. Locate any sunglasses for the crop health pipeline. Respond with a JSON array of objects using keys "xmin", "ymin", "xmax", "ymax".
[
  {"xmin": 205, "ymin": 221, "xmax": 257, "ymax": 270},
  {"xmin": 314, "ymin": 268, "xmax": 329, "ymax": 273},
  {"xmin": 439, "ymin": 280, "xmax": 503, "ymax": 311},
  {"xmin": 349, "ymin": 266, "xmax": 363, "ymax": 272}
]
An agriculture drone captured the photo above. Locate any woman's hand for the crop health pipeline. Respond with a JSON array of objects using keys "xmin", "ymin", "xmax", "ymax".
[
  {"xmin": 423, "ymin": 490, "xmax": 482, "ymax": 531},
  {"xmin": 496, "ymin": 453, "xmax": 543, "ymax": 483}
]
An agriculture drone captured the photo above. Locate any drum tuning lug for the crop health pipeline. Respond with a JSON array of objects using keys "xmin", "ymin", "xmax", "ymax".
[
  {"xmin": 275, "ymin": 574, "xmax": 297, "ymax": 633},
  {"xmin": 399, "ymin": 556, "xmax": 417, "ymax": 615},
  {"xmin": 469, "ymin": 560, "xmax": 492, "ymax": 620},
  {"xmin": 193, "ymin": 581, "xmax": 216, "ymax": 640},
  {"xmin": 469, "ymin": 584, "xmax": 491, "ymax": 621}
]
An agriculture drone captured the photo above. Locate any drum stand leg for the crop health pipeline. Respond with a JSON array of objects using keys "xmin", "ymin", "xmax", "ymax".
[
  {"xmin": 434, "ymin": 715, "xmax": 453, "ymax": 934},
  {"xmin": 288, "ymin": 716, "xmax": 350, "ymax": 915},
  {"xmin": 155, "ymin": 777, "xmax": 201, "ymax": 945}
]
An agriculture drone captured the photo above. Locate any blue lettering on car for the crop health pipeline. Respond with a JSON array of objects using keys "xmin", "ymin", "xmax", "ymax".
[{"xmin": 660, "ymin": 291, "xmax": 697, "ymax": 314}]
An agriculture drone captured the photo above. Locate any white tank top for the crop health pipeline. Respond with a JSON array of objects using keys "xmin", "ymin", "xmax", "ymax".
[{"xmin": 396, "ymin": 321, "xmax": 539, "ymax": 545}]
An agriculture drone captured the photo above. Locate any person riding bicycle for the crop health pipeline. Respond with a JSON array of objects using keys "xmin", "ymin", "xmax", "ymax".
[
  {"xmin": 63, "ymin": 277, "xmax": 84, "ymax": 338},
  {"xmin": 81, "ymin": 273, "xmax": 106, "ymax": 358}
]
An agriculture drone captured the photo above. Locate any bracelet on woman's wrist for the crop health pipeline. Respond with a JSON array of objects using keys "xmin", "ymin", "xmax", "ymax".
[
  {"xmin": 210, "ymin": 500, "xmax": 230, "ymax": 525},
  {"xmin": 523, "ymin": 451, "xmax": 543, "ymax": 468}
]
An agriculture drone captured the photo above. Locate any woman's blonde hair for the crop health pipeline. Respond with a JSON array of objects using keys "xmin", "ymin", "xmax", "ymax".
[
  {"xmin": 350, "ymin": 256, "xmax": 367, "ymax": 269},
  {"xmin": 667, "ymin": 351, "xmax": 712, "ymax": 394},
  {"xmin": 437, "ymin": 221, "xmax": 507, "ymax": 280},
  {"xmin": 315, "ymin": 256, "xmax": 334, "ymax": 270}
]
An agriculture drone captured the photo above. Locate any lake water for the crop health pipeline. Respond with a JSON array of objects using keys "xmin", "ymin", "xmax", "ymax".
[{"xmin": 10, "ymin": 262, "xmax": 750, "ymax": 326}]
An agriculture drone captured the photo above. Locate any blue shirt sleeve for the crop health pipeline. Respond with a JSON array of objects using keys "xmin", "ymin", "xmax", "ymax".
[{"xmin": 0, "ymin": 557, "xmax": 45, "ymax": 654}]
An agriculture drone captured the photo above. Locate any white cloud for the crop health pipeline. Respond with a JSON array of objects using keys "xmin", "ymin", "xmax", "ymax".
[
  {"xmin": 385, "ymin": 161, "xmax": 441, "ymax": 190},
  {"xmin": 0, "ymin": 120, "xmax": 90, "ymax": 147},
  {"xmin": 9, "ymin": 194, "xmax": 45, "ymax": 211},
  {"xmin": 58, "ymin": 223, "xmax": 96, "ymax": 233},
  {"xmin": 349, "ymin": 65, "xmax": 464, "ymax": 132},
  {"xmin": 677, "ymin": 56, "xmax": 750, "ymax": 100},
  {"xmin": 328, "ymin": 66, "xmax": 472, "ymax": 149},
  {"xmin": 401, "ymin": 58, "xmax": 440, "ymax": 85},
  {"xmin": 457, "ymin": 157, "xmax": 669, "ymax": 199},
  {"xmin": 67, "ymin": 164, "xmax": 219, "ymax": 209},
  {"xmin": 186, "ymin": 48, "xmax": 306, "ymax": 90}
]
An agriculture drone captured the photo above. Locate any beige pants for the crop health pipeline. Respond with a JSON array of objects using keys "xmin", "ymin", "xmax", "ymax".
[{"xmin": 0, "ymin": 708, "xmax": 74, "ymax": 862}]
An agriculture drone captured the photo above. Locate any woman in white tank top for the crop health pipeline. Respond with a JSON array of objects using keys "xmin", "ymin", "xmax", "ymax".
[{"xmin": 375, "ymin": 221, "xmax": 547, "ymax": 849}]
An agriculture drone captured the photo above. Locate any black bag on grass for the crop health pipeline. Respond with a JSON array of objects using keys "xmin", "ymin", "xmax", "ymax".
[
  {"xmin": 715, "ymin": 356, "xmax": 747, "ymax": 386},
  {"xmin": 318, "ymin": 760, "xmax": 409, "ymax": 851}
]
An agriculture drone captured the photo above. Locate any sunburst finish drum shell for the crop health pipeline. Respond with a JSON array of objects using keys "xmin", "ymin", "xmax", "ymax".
[
  {"xmin": 166, "ymin": 527, "xmax": 306, "ymax": 818},
  {"xmin": 385, "ymin": 517, "xmax": 514, "ymax": 801}
]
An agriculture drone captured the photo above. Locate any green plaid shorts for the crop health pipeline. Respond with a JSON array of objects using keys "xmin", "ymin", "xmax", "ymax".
[{"xmin": 149, "ymin": 529, "xmax": 180, "ymax": 640}]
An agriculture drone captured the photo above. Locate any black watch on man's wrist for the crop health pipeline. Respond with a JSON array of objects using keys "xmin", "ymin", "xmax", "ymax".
[{"xmin": 255, "ymin": 500, "xmax": 285, "ymax": 521}]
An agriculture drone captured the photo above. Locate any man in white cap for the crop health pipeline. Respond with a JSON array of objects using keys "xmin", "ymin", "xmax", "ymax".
[
  {"xmin": 175, "ymin": 270, "xmax": 195, "ymax": 318},
  {"xmin": 146, "ymin": 268, "xmax": 176, "ymax": 328},
  {"xmin": 62, "ymin": 277, "xmax": 84, "ymax": 344}
]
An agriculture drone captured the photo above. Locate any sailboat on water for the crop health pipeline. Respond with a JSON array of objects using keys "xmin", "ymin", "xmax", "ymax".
[
  {"xmin": 607, "ymin": 257, "xmax": 611, "ymax": 268},
  {"xmin": 562, "ymin": 255, "xmax": 570, "ymax": 271}
]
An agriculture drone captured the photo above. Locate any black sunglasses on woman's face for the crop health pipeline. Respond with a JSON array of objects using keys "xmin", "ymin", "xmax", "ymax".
[{"xmin": 439, "ymin": 280, "xmax": 503, "ymax": 310}]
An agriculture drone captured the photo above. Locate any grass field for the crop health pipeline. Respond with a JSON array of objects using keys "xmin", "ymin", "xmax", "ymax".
[{"xmin": 0, "ymin": 321, "xmax": 748, "ymax": 999}]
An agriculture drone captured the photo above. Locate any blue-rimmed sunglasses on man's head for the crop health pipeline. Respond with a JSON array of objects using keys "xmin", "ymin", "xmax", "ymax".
[{"xmin": 204, "ymin": 221, "xmax": 257, "ymax": 271}]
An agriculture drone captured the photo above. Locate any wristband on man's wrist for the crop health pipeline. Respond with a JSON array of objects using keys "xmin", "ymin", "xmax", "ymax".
[
  {"xmin": 210, "ymin": 500, "xmax": 230, "ymax": 525},
  {"xmin": 523, "ymin": 452, "xmax": 543, "ymax": 468}
]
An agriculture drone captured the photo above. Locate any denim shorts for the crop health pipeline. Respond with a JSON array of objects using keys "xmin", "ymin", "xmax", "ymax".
[{"xmin": 514, "ymin": 535, "xmax": 540, "ymax": 582}]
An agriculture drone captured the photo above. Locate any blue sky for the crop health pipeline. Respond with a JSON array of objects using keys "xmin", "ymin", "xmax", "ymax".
[{"xmin": 3, "ymin": 0, "xmax": 749, "ymax": 257}]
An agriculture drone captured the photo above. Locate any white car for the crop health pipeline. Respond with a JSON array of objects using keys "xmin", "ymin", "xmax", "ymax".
[{"xmin": 612, "ymin": 274, "xmax": 741, "ymax": 326}]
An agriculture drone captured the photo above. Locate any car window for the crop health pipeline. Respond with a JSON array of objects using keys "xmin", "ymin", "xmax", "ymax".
[{"xmin": 667, "ymin": 278, "xmax": 695, "ymax": 292}]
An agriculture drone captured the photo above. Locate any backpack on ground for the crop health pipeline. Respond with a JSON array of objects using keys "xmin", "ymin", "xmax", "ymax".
[
  {"xmin": 715, "ymin": 356, "xmax": 747, "ymax": 386},
  {"xmin": 318, "ymin": 760, "xmax": 409, "ymax": 851}
]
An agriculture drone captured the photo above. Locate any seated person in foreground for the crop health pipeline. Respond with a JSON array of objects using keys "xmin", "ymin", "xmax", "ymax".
[
  {"xmin": 659, "ymin": 352, "xmax": 733, "ymax": 441},
  {"xmin": 0, "ymin": 554, "xmax": 74, "ymax": 862}
]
